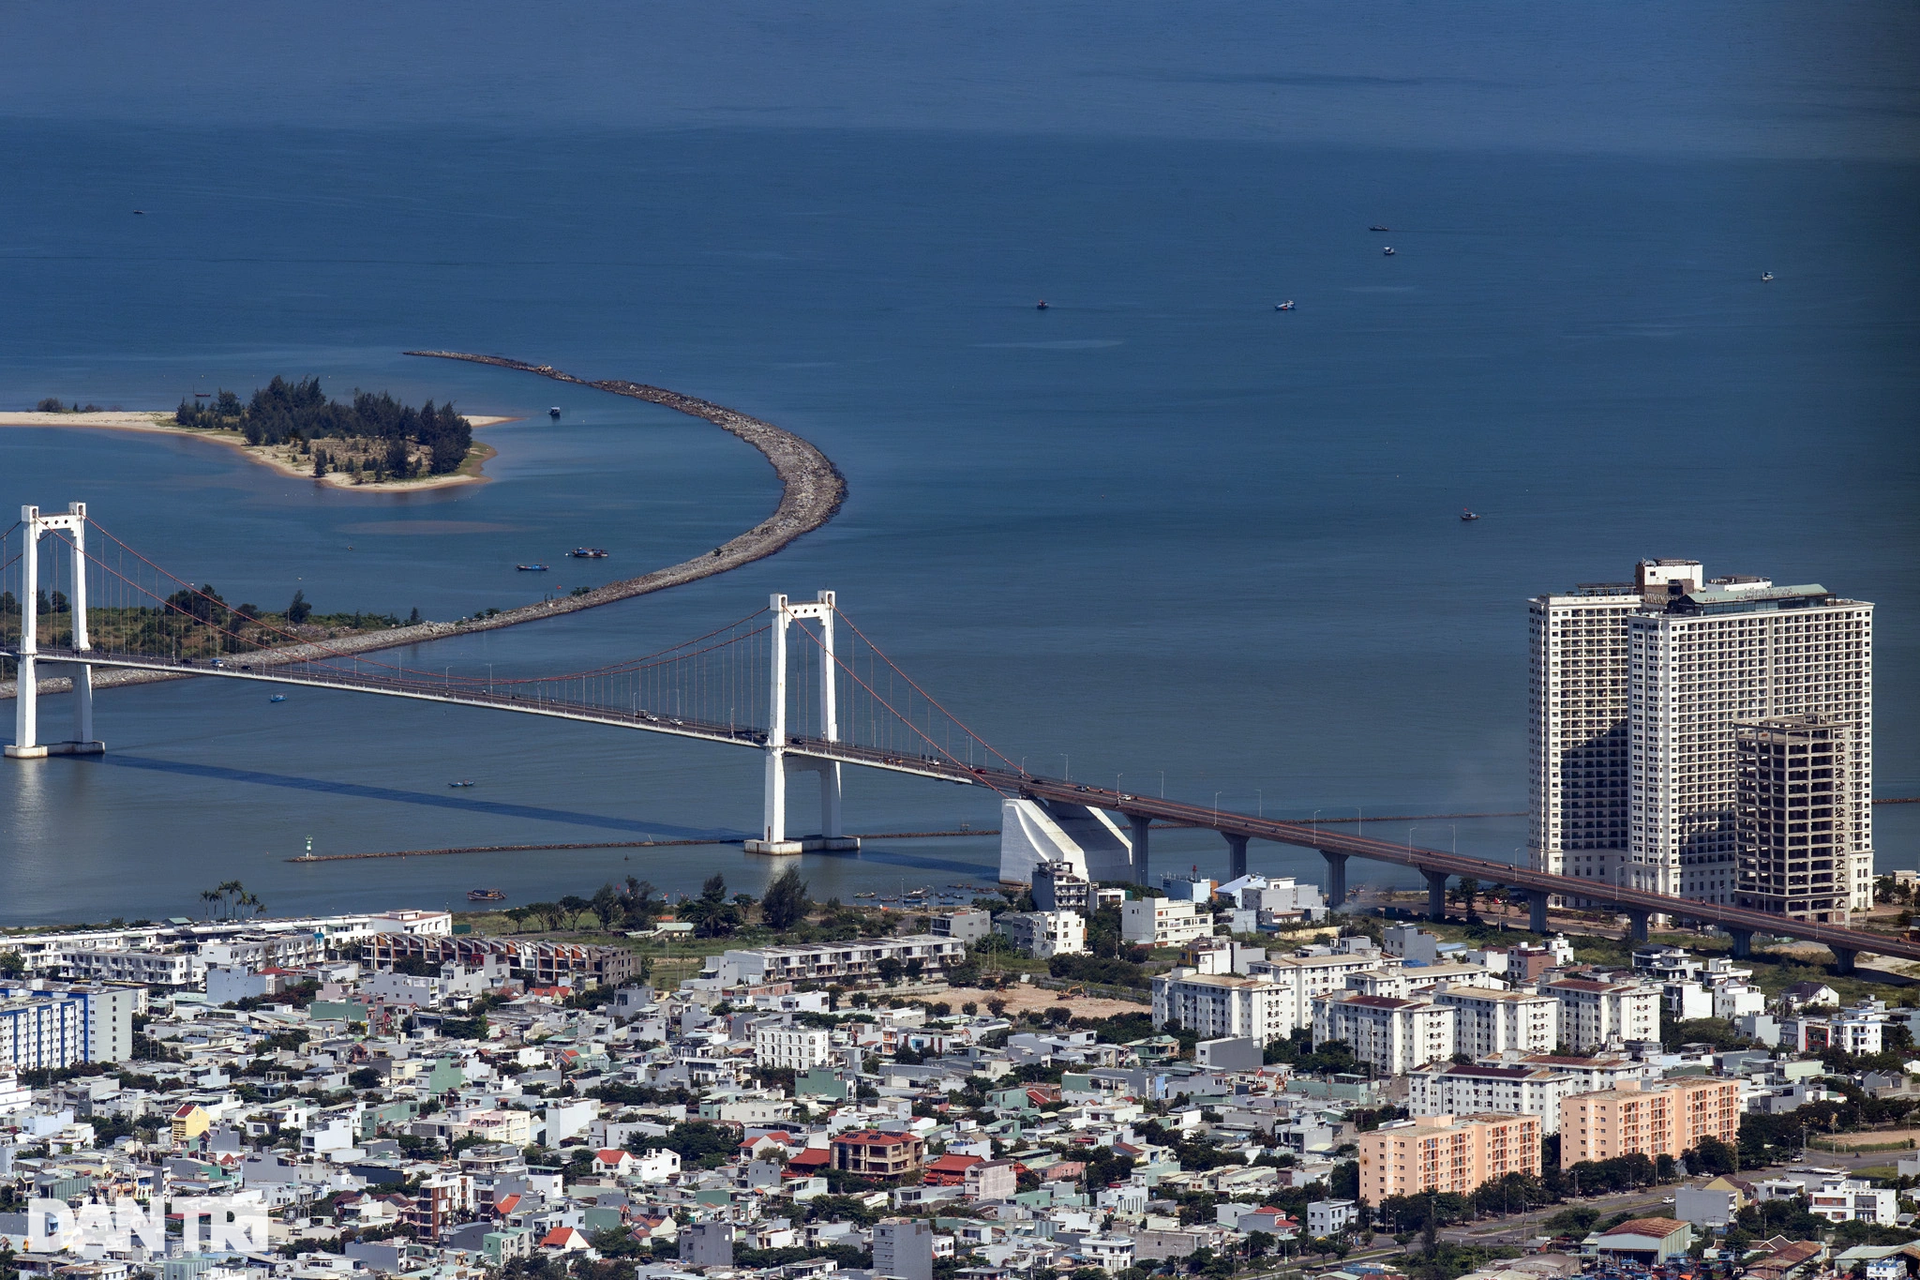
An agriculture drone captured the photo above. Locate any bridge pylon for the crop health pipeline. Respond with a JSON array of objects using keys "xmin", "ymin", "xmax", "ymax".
[
  {"xmin": 745, "ymin": 590, "xmax": 860, "ymax": 856},
  {"xmin": 7, "ymin": 503, "xmax": 104, "ymax": 760}
]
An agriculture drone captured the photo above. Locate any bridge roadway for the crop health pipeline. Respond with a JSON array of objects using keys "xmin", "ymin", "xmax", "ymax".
[{"xmin": 21, "ymin": 648, "xmax": 1913, "ymax": 974}]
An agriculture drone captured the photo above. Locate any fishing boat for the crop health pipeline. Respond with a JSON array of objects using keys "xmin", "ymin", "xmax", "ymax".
[
  {"xmin": 854, "ymin": 891, "xmax": 877, "ymax": 899},
  {"xmin": 1461, "ymin": 509, "xmax": 1480, "ymax": 522},
  {"xmin": 1275, "ymin": 300, "xmax": 1295, "ymax": 311},
  {"xmin": 1035, "ymin": 300, "xmax": 1049, "ymax": 310},
  {"xmin": 549, "ymin": 407, "xmax": 562, "ymax": 419},
  {"xmin": 516, "ymin": 563, "xmax": 549, "ymax": 572},
  {"xmin": 1382, "ymin": 246, "xmax": 1396, "ymax": 256},
  {"xmin": 1761, "ymin": 272, "xmax": 1774, "ymax": 282},
  {"xmin": 1370, "ymin": 224, "xmax": 1389, "ymax": 232},
  {"xmin": 567, "ymin": 548, "xmax": 610, "ymax": 559},
  {"xmin": 449, "ymin": 779, "xmax": 475, "ymax": 788},
  {"xmin": 269, "ymin": 694, "xmax": 286, "ymax": 703},
  {"xmin": 467, "ymin": 888, "xmax": 506, "ymax": 902}
]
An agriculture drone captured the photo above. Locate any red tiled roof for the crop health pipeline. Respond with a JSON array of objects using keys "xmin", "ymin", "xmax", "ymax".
[
  {"xmin": 596, "ymin": 1150, "xmax": 629, "ymax": 1164},
  {"xmin": 927, "ymin": 1154, "xmax": 984, "ymax": 1173}
]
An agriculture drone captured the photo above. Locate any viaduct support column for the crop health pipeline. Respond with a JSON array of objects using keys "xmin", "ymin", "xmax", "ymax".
[
  {"xmin": 1424, "ymin": 869, "xmax": 1448, "ymax": 922},
  {"xmin": 1728, "ymin": 928, "xmax": 1753, "ymax": 960},
  {"xmin": 1128, "ymin": 813, "xmax": 1151, "ymax": 886},
  {"xmin": 1831, "ymin": 947, "xmax": 1857, "ymax": 976},
  {"xmin": 1528, "ymin": 890, "xmax": 1549, "ymax": 935},
  {"xmin": 1321, "ymin": 852, "xmax": 1347, "ymax": 910},
  {"xmin": 1223, "ymin": 834, "xmax": 1248, "ymax": 881},
  {"xmin": 1627, "ymin": 910, "xmax": 1650, "ymax": 944}
]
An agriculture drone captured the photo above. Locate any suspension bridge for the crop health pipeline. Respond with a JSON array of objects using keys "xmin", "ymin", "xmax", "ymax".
[{"xmin": 5, "ymin": 500, "xmax": 1919, "ymax": 974}]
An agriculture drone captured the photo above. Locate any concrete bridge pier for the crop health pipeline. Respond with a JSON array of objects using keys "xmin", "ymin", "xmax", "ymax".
[
  {"xmin": 1627, "ymin": 910, "xmax": 1650, "ymax": 943},
  {"xmin": 1527, "ymin": 890, "xmax": 1549, "ymax": 935},
  {"xmin": 1223, "ymin": 833, "xmax": 1248, "ymax": 880},
  {"xmin": 1424, "ymin": 869, "xmax": 1448, "ymax": 922},
  {"xmin": 1728, "ymin": 928, "xmax": 1754, "ymax": 959},
  {"xmin": 1832, "ymin": 947, "xmax": 1857, "ymax": 975},
  {"xmin": 6, "ymin": 503, "xmax": 104, "ymax": 760},
  {"xmin": 1128, "ymin": 813, "xmax": 1152, "ymax": 885},
  {"xmin": 1321, "ymin": 851, "xmax": 1347, "ymax": 909}
]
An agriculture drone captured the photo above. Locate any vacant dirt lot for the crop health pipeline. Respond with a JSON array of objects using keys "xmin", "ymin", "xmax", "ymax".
[
  {"xmin": 1819, "ymin": 1130, "xmax": 1920, "ymax": 1151},
  {"xmin": 939, "ymin": 984, "xmax": 1148, "ymax": 1019}
]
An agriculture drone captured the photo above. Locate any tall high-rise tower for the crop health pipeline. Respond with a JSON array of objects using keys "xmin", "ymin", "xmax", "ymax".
[{"xmin": 1530, "ymin": 561, "xmax": 1873, "ymax": 914}]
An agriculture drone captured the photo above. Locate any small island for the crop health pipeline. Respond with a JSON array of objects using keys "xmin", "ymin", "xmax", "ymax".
[{"xmin": 172, "ymin": 376, "xmax": 491, "ymax": 487}]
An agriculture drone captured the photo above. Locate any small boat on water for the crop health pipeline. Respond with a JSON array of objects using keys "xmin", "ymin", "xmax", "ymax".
[
  {"xmin": 449, "ymin": 779, "xmax": 475, "ymax": 788},
  {"xmin": 1275, "ymin": 300, "xmax": 1295, "ymax": 311},
  {"xmin": 549, "ymin": 407, "xmax": 562, "ymax": 419},
  {"xmin": 1035, "ymin": 299, "xmax": 1049, "ymax": 310},
  {"xmin": 567, "ymin": 548, "xmax": 609, "ymax": 559},
  {"xmin": 1761, "ymin": 272, "xmax": 1774, "ymax": 282},
  {"xmin": 1382, "ymin": 246, "xmax": 1396, "ymax": 256},
  {"xmin": 269, "ymin": 694, "xmax": 286, "ymax": 703},
  {"xmin": 516, "ymin": 563, "xmax": 549, "ymax": 572},
  {"xmin": 1461, "ymin": 509, "xmax": 1480, "ymax": 522},
  {"xmin": 1370, "ymin": 224, "xmax": 1389, "ymax": 232},
  {"xmin": 467, "ymin": 888, "xmax": 506, "ymax": 902},
  {"xmin": 854, "ymin": 891, "xmax": 877, "ymax": 899}
]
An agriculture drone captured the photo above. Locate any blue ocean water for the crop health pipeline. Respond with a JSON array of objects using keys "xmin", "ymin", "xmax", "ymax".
[{"xmin": 0, "ymin": 4, "xmax": 1915, "ymax": 923}]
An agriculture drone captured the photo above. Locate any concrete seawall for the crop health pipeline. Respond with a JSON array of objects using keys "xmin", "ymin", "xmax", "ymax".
[{"xmin": 1, "ymin": 354, "xmax": 847, "ymax": 702}]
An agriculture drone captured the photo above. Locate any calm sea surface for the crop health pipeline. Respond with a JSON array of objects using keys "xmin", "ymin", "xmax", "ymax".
[{"xmin": 0, "ymin": 5, "xmax": 1915, "ymax": 924}]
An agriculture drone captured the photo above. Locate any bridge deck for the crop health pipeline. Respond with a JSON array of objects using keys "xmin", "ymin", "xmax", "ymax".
[{"xmin": 15, "ymin": 648, "xmax": 1912, "ymax": 968}]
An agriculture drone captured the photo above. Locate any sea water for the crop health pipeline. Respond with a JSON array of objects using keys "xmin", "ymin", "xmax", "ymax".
[{"xmin": 0, "ymin": 4, "xmax": 1914, "ymax": 923}]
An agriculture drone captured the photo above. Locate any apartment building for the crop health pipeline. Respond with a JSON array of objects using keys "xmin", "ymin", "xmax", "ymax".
[
  {"xmin": 1409, "ymin": 1063, "xmax": 1580, "ymax": 1134},
  {"xmin": 0, "ymin": 996, "xmax": 83, "ymax": 1072},
  {"xmin": 1735, "ymin": 715, "xmax": 1853, "ymax": 922},
  {"xmin": 1629, "ymin": 577, "xmax": 1873, "ymax": 910},
  {"xmin": 993, "ymin": 910, "xmax": 1086, "ymax": 958},
  {"xmin": 1509, "ymin": 1052, "xmax": 1659, "ymax": 1095},
  {"xmin": 752, "ymin": 1025, "xmax": 833, "ymax": 1071},
  {"xmin": 1153, "ymin": 970, "xmax": 1295, "ymax": 1043},
  {"xmin": 1542, "ymin": 978, "xmax": 1661, "ymax": 1051},
  {"xmin": 367, "ymin": 934, "xmax": 637, "ymax": 987},
  {"xmin": 698, "ymin": 936, "xmax": 966, "ymax": 986},
  {"xmin": 1359, "ymin": 1113, "xmax": 1542, "ymax": 1200},
  {"xmin": 1529, "ymin": 560, "xmax": 1874, "ymax": 915},
  {"xmin": 1435, "ymin": 986, "xmax": 1559, "ymax": 1058},
  {"xmin": 1558, "ymin": 1077, "xmax": 1740, "ymax": 1167},
  {"xmin": 1248, "ymin": 952, "xmax": 1395, "ymax": 1031},
  {"xmin": 1120, "ymin": 899, "xmax": 1211, "ymax": 949},
  {"xmin": 1312, "ymin": 993, "xmax": 1455, "ymax": 1076},
  {"xmin": 1032, "ymin": 862, "xmax": 1093, "ymax": 914},
  {"xmin": 1528, "ymin": 575, "xmax": 1647, "ymax": 883},
  {"xmin": 58, "ymin": 949, "xmax": 198, "ymax": 987}
]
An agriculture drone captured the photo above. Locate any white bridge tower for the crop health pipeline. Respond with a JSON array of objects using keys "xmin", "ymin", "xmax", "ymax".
[
  {"xmin": 745, "ymin": 590, "xmax": 860, "ymax": 855},
  {"xmin": 7, "ymin": 502, "xmax": 105, "ymax": 759}
]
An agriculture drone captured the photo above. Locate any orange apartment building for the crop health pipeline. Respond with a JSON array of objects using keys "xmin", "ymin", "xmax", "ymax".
[
  {"xmin": 1558, "ymin": 1077, "xmax": 1740, "ymax": 1167},
  {"xmin": 1358, "ymin": 1113, "xmax": 1542, "ymax": 1201}
]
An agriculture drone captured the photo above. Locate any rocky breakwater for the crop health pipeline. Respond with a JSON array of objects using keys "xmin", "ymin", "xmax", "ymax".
[{"xmin": 1, "ymin": 355, "xmax": 847, "ymax": 704}]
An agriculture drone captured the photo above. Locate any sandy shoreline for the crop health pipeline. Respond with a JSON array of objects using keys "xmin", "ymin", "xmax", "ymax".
[{"xmin": 0, "ymin": 410, "xmax": 515, "ymax": 492}]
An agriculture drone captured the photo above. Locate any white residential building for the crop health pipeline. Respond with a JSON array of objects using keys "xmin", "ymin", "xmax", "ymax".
[
  {"xmin": 0, "ymin": 996, "xmax": 83, "ymax": 1072},
  {"xmin": 1434, "ymin": 987, "xmax": 1559, "ymax": 1057},
  {"xmin": 1409, "ymin": 1062, "xmax": 1580, "ymax": 1134},
  {"xmin": 1809, "ymin": 1179, "xmax": 1897, "ymax": 1225},
  {"xmin": 753, "ymin": 1025, "xmax": 833, "ymax": 1071},
  {"xmin": 1508, "ymin": 1052, "xmax": 1659, "ymax": 1094},
  {"xmin": 58, "ymin": 949, "xmax": 199, "ymax": 986},
  {"xmin": 1247, "ymin": 952, "xmax": 1395, "ymax": 1031},
  {"xmin": 1312, "ymin": 993, "xmax": 1455, "ymax": 1076},
  {"xmin": 1541, "ymin": 978, "xmax": 1661, "ymax": 1051},
  {"xmin": 1121, "ymin": 899, "xmax": 1211, "ymax": 949},
  {"xmin": 1153, "ymin": 970, "xmax": 1295, "ymax": 1044},
  {"xmin": 1307, "ymin": 1199, "xmax": 1356, "ymax": 1237},
  {"xmin": 992, "ymin": 911, "xmax": 1086, "ymax": 958}
]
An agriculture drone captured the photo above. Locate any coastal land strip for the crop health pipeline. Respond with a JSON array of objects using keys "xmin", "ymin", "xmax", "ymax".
[
  {"xmin": 0, "ymin": 409, "xmax": 513, "ymax": 493},
  {"xmin": 1, "ymin": 354, "xmax": 848, "ymax": 704}
]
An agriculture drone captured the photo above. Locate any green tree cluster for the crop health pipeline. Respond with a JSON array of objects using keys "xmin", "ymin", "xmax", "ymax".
[{"xmin": 175, "ymin": 376, "xmax": 472, "ymax": 476}]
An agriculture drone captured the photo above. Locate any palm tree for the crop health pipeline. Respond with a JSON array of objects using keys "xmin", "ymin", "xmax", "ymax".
[
  {"xmin": 216, "ymin": 880, "xmax": 246, "ymax": 920},
  {"xmin": 199, "ymin": 889, "xmax": 221, "ymax": 919}
]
